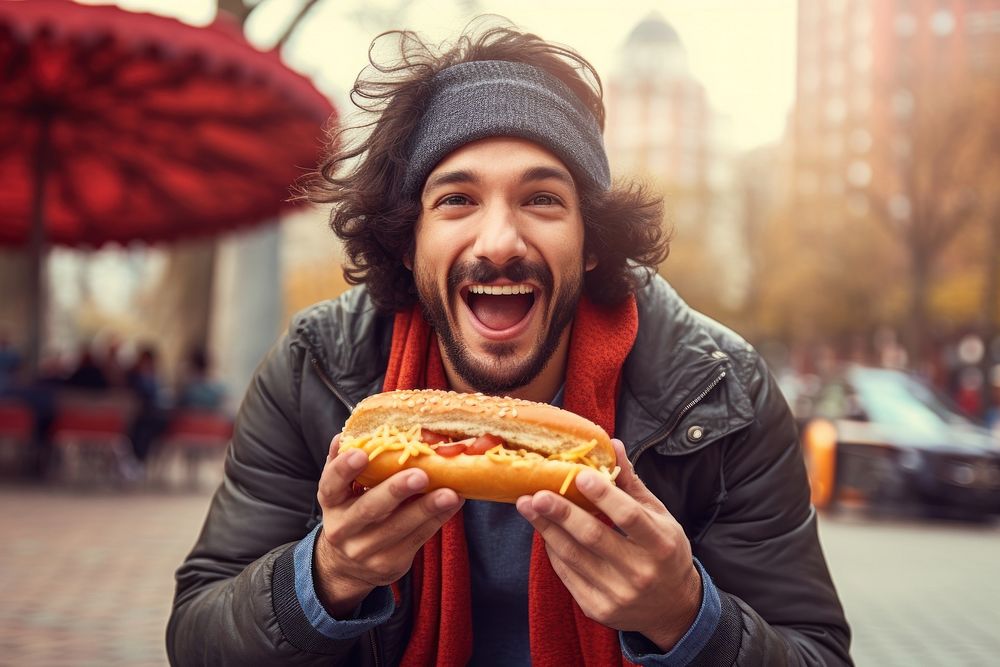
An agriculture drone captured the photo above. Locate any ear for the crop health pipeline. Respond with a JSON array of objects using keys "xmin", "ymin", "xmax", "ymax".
[
  {"xmin": 402, "ymin": 236, "xmax": 416, "ymax": 271},
  {"xmin": 404, "ymin": 220, "xmax": 421, "ymax": 271},
  {"xmin": 585, "ymin": 253, "xmax": 598, "ymax": 272}
]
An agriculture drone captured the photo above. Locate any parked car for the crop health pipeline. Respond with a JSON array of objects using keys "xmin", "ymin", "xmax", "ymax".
[{"xmin": 797, "ymin": 365, "xmax": 1000, "ymax": 518}]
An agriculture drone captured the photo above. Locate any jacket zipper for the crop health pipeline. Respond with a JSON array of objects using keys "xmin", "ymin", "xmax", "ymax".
[
  {"xmin": 368, "ymin": 625, "xmax": 382, "ymax": 667},
  {"xmin": 628, "ymin": 367, "xmax": 727, "ymax": 465},
  {"xmin": 309, "ymin": 356, "xmax": 356, "ymax": 411},
  {"xmin": 310, "ymin": 355, "xmax": 382, "ymax": 665}
]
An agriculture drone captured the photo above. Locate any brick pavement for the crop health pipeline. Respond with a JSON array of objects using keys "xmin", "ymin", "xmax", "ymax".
[
  {"xmin": 0, "ymin": 484, "xmax": 213, "ymax": 667},
  {"xmin": 1, "ymin": 477, "xmax": 997, "ymax": 666},
  {"xmin": 819, "ymin": 513, "xmax": 1000, "ymax": 667}
]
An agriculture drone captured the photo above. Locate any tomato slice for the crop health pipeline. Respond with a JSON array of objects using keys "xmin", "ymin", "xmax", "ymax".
[
  {"xmin": 433, "ymin": 443, "xmax": 468, "ymax": 457},
  {"xmin": 465, "ymin": 434, "xmax": 504, "ymax": 455},
  {"xmin": 420, "ymin": 428, "xmax": 451, "ymax": 445},
  {"xmin": 423, "ymin": 430, "xmax": 504, "ymax": 456}
]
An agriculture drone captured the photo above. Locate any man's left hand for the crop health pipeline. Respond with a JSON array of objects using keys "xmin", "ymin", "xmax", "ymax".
[{"xmin": 515, "ymin": 438, "xmax": 701, "ymax": 652}]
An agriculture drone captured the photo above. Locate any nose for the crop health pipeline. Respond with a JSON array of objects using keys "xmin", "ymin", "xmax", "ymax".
[{"xmin": 471, "ymin": 203, "xmax": 528, "ymax": 267}]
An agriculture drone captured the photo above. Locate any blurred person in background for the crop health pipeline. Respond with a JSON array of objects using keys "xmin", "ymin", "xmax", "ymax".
[
  {"xmin": 99, "ymin": 332, "xmax": 129, "ymax": 389},
  {"xmin": 168, "ymin": 22, "xmax": 851, "ymax": 666},
  {"xmin": 0, "ymin": 334, "xmax": 56, "ymax": 478},
  {"xmin": 64, "ymin": 342, "xmax": 110, "ymax": 390},
  {"xmin": 176, "ymin": 347, "xmax": 227, "ymax": 413},
  {"xmin": 0, "ymin": 332, "xmax": 20, "ymax": 392},
  {"xmin": 126, "ymin": 344, "xmax": 168, "ymax": 465}
]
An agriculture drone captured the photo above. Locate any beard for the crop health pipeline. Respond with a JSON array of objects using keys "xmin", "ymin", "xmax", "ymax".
[{"xmin": 415, "ymin": 258, "xmax": 583, "ymax": 394}]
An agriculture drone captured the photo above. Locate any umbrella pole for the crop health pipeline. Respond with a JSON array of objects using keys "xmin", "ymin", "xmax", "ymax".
[{"xmin": 28, "ymin": 115, "xmax": 52, "ymax": 378}]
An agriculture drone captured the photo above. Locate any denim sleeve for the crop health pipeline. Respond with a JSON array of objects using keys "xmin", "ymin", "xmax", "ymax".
[
  {"xmin": 292, "ymin": 523, "xmax": 396, "ymax": 639},
  {"xmin": 619, "ymin": 559, "xmax": 721, "ymax": 667}
]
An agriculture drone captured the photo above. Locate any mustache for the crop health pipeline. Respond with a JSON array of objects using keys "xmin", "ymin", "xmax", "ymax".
[{"xmin": 448, "ymin": 260, "xmax": 553, "ymax": 293}]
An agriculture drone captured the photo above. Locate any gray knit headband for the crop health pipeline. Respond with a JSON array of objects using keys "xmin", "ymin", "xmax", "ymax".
[{"xmin": 402, "ymin": 60, "xmax": 611, "ymax": 196}]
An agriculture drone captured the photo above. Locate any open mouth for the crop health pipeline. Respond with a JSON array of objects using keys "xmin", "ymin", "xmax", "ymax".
[{"xmin": 462, "ymin": 283, "xmax": 537, "ymax": 334}]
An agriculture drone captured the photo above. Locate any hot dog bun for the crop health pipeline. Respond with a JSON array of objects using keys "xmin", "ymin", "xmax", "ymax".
[{"xmin": 340, "ymin": 389, "xmax": 618, "ymax": 511}]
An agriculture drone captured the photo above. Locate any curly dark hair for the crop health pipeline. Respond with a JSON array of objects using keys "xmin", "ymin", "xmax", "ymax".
[{"xmin": 301, "ymin": 19, "xmax": 670, "ymax": 312}]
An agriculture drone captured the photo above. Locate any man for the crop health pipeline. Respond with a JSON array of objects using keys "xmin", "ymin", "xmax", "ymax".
[{"xmin": 167, "ymin": 24, "xmax": 851, "ymax": 666}]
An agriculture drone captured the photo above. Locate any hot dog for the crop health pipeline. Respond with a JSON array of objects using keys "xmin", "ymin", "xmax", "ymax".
[{"xmin": 339, "ymin": 389, "xmax": 620, "ymax": 511}]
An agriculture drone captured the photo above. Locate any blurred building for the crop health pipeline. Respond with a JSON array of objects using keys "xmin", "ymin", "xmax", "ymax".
[
  {"xmin": 605, "ymin": 13, "xmax": 746, "ymax": 309},
  {"xmin": 605, "ymin": 13, "xmax": 712, "ymax": 192},
  {"xmin": 793, "ymin": 0, "xmax": 1000, "ymax": 223}
]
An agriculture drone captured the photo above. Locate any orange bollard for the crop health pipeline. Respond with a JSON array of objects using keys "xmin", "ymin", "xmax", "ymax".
[{"xmin": 802, "ymin": 419, "xmax": 838, "ymax": 509}]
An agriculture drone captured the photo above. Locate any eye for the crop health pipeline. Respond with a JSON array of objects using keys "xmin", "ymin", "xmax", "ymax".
[
  {"xmin": 436, "ymin": 194, "xmax": 473, "ymax": 207},
  {"xmin": 529, "ymin": 193, "xmax": 562, "ymax": 206}
]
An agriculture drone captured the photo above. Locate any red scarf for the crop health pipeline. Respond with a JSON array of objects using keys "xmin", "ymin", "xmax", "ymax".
[{"xmin": 384, "ymin": 295, "xmax": 639, "ymax": 667}]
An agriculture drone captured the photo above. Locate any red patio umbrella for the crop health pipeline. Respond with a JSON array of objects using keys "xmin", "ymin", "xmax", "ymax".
[{"xmin": 0, "ymin": 0, "xmax": 336, "ymax": 367}]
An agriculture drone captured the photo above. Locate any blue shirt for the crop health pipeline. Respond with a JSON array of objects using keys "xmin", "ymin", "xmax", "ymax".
[{"xmin": 464, "ymin": 500, "xmax": 534, "ymax": 666}]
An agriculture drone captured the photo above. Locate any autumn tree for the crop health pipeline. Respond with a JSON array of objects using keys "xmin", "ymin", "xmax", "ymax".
[{"xmin": 867, "ymin": 74, "xmax": 998, "ymax": 364}]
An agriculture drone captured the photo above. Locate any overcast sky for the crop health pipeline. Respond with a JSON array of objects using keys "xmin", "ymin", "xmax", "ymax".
[{"xmin": 81, "ymin": 0, "xmax": 797, "ymax": 149}]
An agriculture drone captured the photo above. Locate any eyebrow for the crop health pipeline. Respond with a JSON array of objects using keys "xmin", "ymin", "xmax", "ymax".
[
  {"xmin": 422, "ymin": 165, "xmax": 575, "ymax": 196},
  {"xmin": 520, "ymin": 166, "xmax": 575, "ymax": 188},
  {"xmin": 422, "ymin": 170, "xmax": 480, "ymax": 194}
]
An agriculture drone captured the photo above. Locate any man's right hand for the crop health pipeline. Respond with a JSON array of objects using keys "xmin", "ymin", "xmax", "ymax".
[{"xmin": 313, "ymin": 433, "xmax": 464, "ymax": 618}]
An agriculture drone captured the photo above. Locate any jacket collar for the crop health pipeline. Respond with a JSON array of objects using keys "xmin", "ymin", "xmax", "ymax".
[
  {"xmin": 292, "ymin": 291, "xmax": 392, "ymax": 411},
  {"xmin": 618, "ymin": 276, "xmax": 754, "ymax": 458}
]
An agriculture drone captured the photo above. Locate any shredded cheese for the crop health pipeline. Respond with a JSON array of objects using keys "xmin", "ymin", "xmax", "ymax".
[
  {"xmin": 340, "ymin": 424, "xmax": 436, "ymax": 465},
  {"xmin": 339, "ymin": 428, "xmax": 614, "ymax": 496},
  {"xmin": 549, "ymin": 439, "xmax": 598, "ymax": 462},
  {"xmin": 484, "ymin": 445, "xmax": 545, "ymax": 464},
  {"xmin": 559, "ymin": 467, "xmax": 578, "ymax": 495}
]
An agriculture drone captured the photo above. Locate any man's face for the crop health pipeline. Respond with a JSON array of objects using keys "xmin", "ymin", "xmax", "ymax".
[{"xmin": 411, "ymin": 137, "xmax": 594, "ymax": 394}]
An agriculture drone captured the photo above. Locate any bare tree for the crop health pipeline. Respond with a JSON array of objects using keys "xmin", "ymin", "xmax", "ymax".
[{"xmin": 868, "ymin": 78, "xmax": 995, "ymax": 364}]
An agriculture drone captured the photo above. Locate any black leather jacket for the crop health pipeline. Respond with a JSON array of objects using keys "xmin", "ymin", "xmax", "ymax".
[{"xmin": 167, "ymin": 276, "xmax": 852, "ymax": 666}]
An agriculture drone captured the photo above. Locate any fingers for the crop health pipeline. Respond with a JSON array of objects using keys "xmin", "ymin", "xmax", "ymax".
[
  {"xmin": 610, "ymin": 438, "xmax": 637, "ymax": 489},
  {"xmin": 575, "ymin": 470, "xmax": 672, "ymax": 550},
  {"xmin": 539, "ymin": 542, "xmax": 624, "ymax": 627},
  {"xmin": 517, "ymin": 494, "xmax": 615, "ymax": 584},
  {"xmin": 327, "ymin": 433, "xmax": 342, "ymax": 461},
  {"xmin": 517, "ymin": 491, "xmax": 626, "ymax": 561},
  {"xmin": 608, "ymin": 439, "xmax": 669, "ymax": 515},
  {"xmin": 343, "ymin": 468, "xmax": 431, "ymax": 525},
  {"xmin": 611, "ymin": 437, "xmax": 628, "ymax": 464},
  {"xmin": 609, "ymin": 439, "xmax": 655, "ymax": 502},
  {"xmin": 383, "ymin": 488, "xmax": 464, "ymax": 551},
  {"xmin": 519, "ymin": 469, "xmax": 671, "ymax": 556},
  {"xmin": 328, "ymin": 487, "xmax": 464, "ymax": 568},
  {"xmin": 317, "ymin": 447, "xmax": 371, "ymax": 508}
]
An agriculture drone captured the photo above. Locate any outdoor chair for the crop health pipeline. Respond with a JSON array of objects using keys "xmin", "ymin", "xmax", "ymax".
[
  {"xmin": 149, "ymin": 410, "xmax": 233, "ymax": 490},
  {"xmin": 0, "ymin": 399, "xmax": 34, "ymax": 475},
  {"xmin": 50, "ymin": 391, "xmax": 138, "ymax": 485}
]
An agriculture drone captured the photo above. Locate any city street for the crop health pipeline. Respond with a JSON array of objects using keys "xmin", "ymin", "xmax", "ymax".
[{"xmin": 1, "ymin": 480, "xmax": 998, "ymax": 666}]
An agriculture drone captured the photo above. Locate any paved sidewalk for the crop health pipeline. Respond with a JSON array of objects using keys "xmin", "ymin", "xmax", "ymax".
[
  {"xmin": 0, "ymin": 485, "xmax": 213, "ymax": 666},
  {"xmin": 1, "ymin": 480, "xmax": 998, "ymax": 666},
  {"xmin": 819, "ymin": 513, "xmax": 1000, "ymax": 667}
]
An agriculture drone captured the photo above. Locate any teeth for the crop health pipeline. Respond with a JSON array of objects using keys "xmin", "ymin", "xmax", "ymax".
[{"xmin": 468, "ymin": 284, "xmax": 534, "ymax": 295}]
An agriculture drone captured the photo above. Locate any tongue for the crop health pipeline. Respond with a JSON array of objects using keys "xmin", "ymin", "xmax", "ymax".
[{"xmin": 469, "ymin": 293, "xmax": 532, "ymax": 330}]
